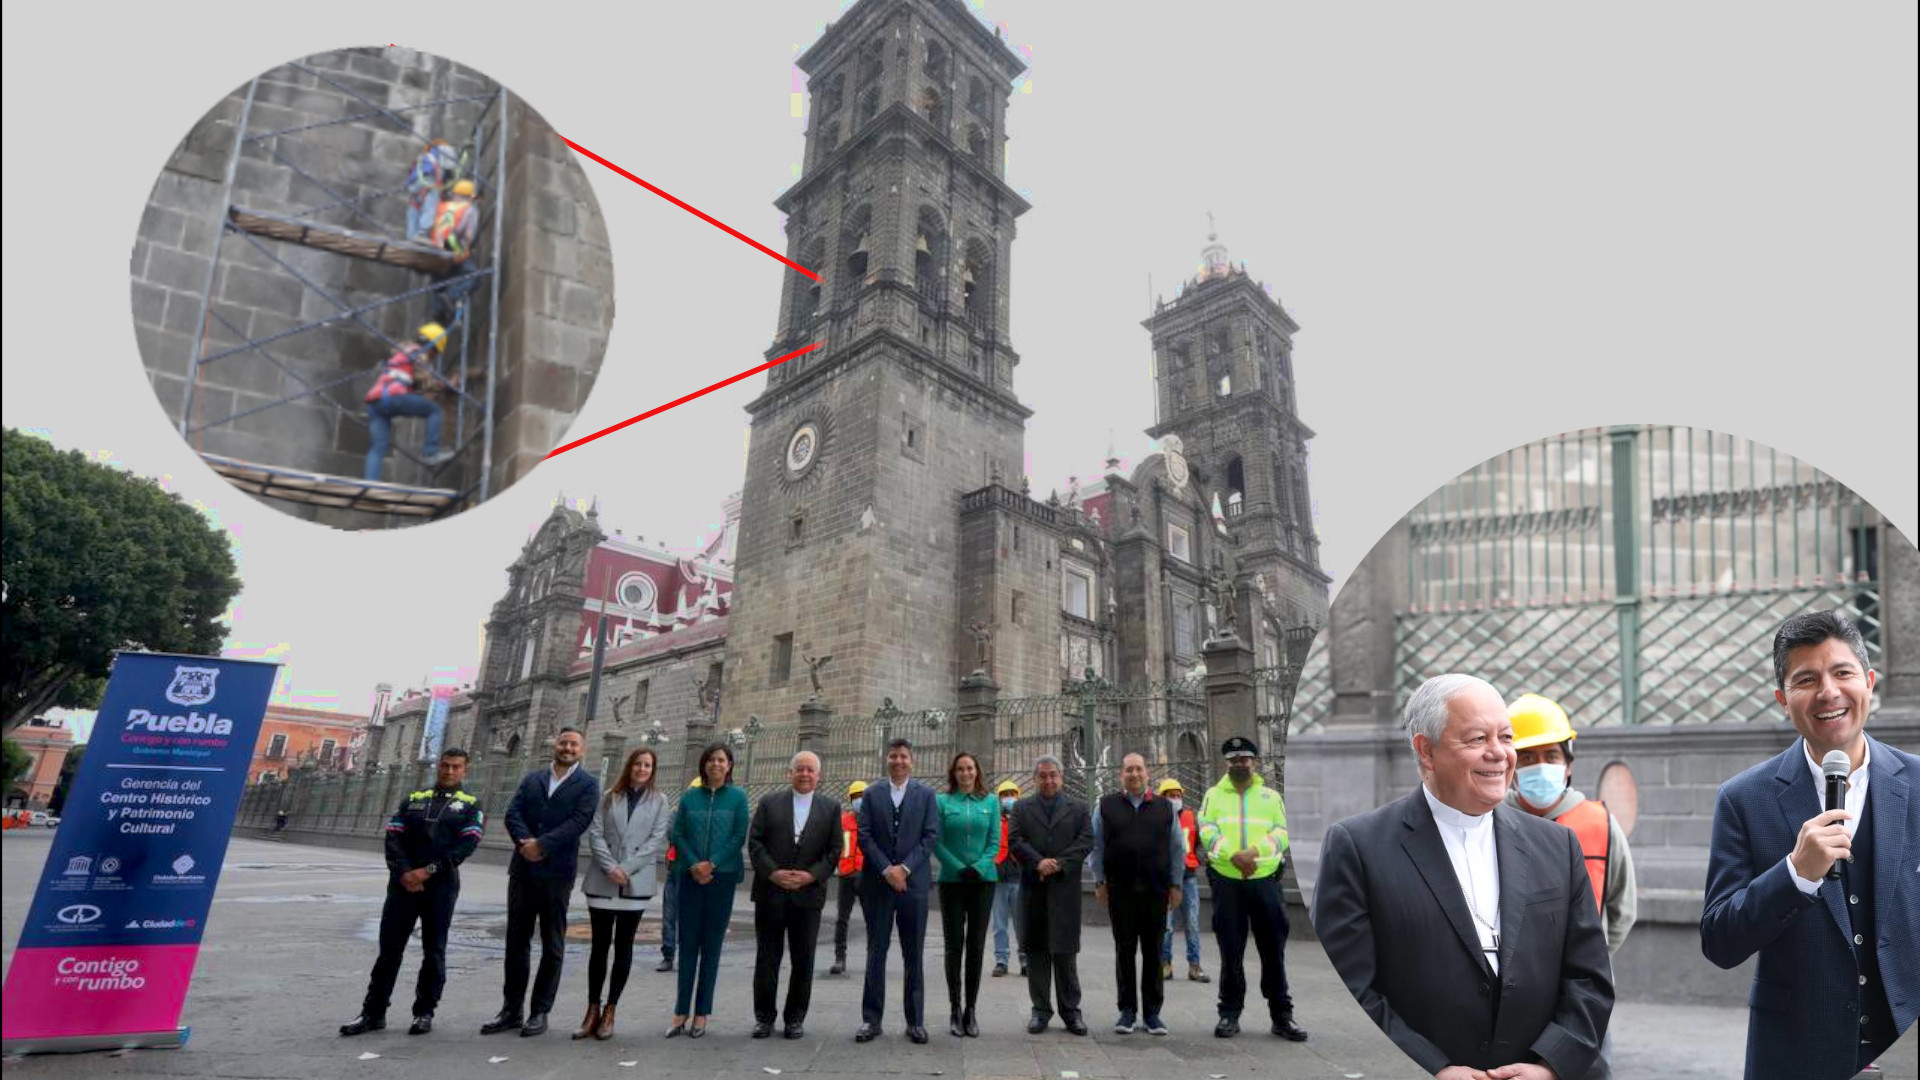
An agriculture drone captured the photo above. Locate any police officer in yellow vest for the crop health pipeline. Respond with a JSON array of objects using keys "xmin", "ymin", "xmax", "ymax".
[
  {"xmin": 1195, "ymin": 736, "xmax": 1306, "ymax": 1042},
  {"xmin": 341, "ymin": 748, "xmax": 486, "ymax": 1037}
]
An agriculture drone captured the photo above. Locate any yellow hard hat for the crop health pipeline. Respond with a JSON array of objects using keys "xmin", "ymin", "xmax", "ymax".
[
  {"xmin": 1509, "ymin": 693, "xmax": 1576, "ymax": 750},
  {"xmin": 995, "ymin": 780, "xmax": 1021, "ymax": 796},
  {"xmin": 848, "ymin": 780, "xmax": 869, "ymax": 797},
  {"xmin": 1157, "ymin": 778, "xmax": 1185, "ymax": 796},
  {"xmin": 687, "ymin": 776, "xmax": 703, "ymax": 789},
  {"xmin": 451, "ymin": 178, "xmax": 477, "ymax": 198},
  {"xmin": 416, "ymin": 322, "xmax": 448, "ymax": 350}
]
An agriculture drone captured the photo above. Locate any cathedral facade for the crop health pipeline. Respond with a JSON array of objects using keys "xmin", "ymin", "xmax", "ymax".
[{"xmin": 369, "ymin": 0, "xmax": 1330, "ymax": 784}]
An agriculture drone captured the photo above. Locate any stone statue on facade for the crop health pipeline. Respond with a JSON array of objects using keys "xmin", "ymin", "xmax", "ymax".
[
  {"xmin": 966, "ymin": 621, "xmax": 994, "ymax": 677},
  {"xmin": 803, "ymin": 653, "xmax": 833, "ymax": 698},
  {"xmin": 1208, "ymin": 566, "xmax": 1239, "ymax": 639}
]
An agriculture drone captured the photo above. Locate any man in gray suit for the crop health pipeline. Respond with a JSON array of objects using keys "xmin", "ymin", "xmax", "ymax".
[
  {"xmin": 1007, "ymin": 754, "xmax": 1095, "ymax": 1036},
  {"xmin": 1314, "ymin": 674, "xmax": 1614, "ymax": 1080},
  {"xmin": 748, "ymin": 751, "xmax": 842, "ymax": 1040}
]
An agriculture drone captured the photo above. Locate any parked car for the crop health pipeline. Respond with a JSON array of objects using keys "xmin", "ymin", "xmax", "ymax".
[
  {"xmin": 28, "ymin": 811, "xmax": 49, "ymax": 827},
  {"xmin": 44, "ymin": 815, "xmax": 60, "ymax": 828}
]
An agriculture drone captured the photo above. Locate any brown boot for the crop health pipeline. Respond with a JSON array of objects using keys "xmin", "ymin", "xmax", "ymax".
[
  {"xmin": 571, "ymin": 1002, "xmax": 601, "ymax": 1040},
  {"xmin": 594, "ymin": 1002, "xmax": 616, "ymax": 1040}
]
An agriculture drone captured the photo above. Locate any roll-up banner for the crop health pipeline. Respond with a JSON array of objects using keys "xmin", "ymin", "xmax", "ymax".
[{"xmin": 1, "ymin": 652, "xmax": 278, "ymax": 1055}]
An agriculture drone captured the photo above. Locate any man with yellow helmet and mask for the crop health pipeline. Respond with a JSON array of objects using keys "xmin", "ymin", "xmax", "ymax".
[
  {"xmin": 1504, "ymin": 694, "xmax": 1637, "ymax": 952},
  {"xmin": 830, "ymin": 779, "xmax": 869, "ymax": 975}
]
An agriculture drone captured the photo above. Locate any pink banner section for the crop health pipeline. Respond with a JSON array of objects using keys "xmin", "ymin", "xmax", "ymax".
[{"xmin": 1, "ymin": 945, "xmax": 200, "ymax": 1039}]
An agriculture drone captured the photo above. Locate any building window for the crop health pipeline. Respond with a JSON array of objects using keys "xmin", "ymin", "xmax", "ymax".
[
  {"xmin": 1167, "ymin": 523, "xmax": 1192, "ymax": 563},
  {"xmin": 266, "ymin": 732, "xmax": 288, "ymax": 760},
  {"xmin": 902, "ymin": 414, "xmax": 925, "ymax": 461},
  {"xmin": 1063, "ymin": 566, "xmax": 1093, "ymax": 620},
  {"xmin": 1011, "ymin": 590, "xmax": 1028, "ymax": 626},
  {"xmin": 635, "ymin": 679, "xmax": 650, "ymax": 714},
  {"xmin": 772, "ymin": 634, "xmax": 794, "ymax": 684},
  {"xmin": 319, "ymin": 739, "xmax": 338, "ymax": 765},
  {"xmin": 1173, "ymin": 597, "xmax": 1197, "ymax": 659},
  {"xmin": 617, "ymin": 573, "xmax": 657, "ymax": 612}
]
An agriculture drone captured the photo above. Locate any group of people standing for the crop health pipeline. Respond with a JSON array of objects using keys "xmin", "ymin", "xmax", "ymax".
[{"xmin": 337, "ymin": 727, "xmax": 1310, "ymax": 1046}]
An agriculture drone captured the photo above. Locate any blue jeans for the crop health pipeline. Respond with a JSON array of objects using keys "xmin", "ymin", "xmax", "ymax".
[
  {"xmin": 364, "ymin": 393, "xmax": 442, "ymax": 480},
  {"xmin": 659, "ymin": 868, "xmax": 678, "ymax": 957},
  {"xmin": 1161, "ymin": 872, "xmax": 1202, "ymax": 965},
  {"xmin": 990, "ymin": 877, "xmax": 1026, "ymax": 965},
  {"xmin": 405, "ymin": 190, "xmax": 440, "ymax": 243}
]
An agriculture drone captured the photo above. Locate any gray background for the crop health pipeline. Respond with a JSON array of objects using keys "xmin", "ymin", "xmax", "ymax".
[{"xmin": 1, "ymin": 0, "xmax": 1914, "ymax": 715}]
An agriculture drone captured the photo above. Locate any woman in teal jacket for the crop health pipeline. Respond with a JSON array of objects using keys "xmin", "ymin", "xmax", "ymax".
[
  {"xmin": 664, "ymin": 742, "xmax": 749, "ymax": 1038},
  {"xmin": 935, "ymin": 751, "xmax": 999, "ymax": 1037}
]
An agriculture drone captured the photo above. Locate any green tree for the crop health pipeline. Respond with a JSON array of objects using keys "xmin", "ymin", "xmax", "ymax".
[
  {"xmin": 48, "ymin": 742, "xmax": 85, "ymax": 814},
  {"xmin": 2, "ymin": 738, "xmax": 30, "ymax": 801},
  {"xmin": 2, "ymin": 430, "xmax": 242, "ymax": 733}
]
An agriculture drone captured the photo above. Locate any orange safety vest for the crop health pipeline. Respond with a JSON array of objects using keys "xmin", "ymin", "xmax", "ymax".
[
  {"xmin": 837, "ymin": 809, "xmax": 863, "ymax": 876},
  {"xmin": 429, "ymin": 197, "xmax": 477, "ymax": 251},
  {"xmin": 365, "ymin": 345, "xmax": 427, "ymax": 403},
  {"xmin": 1177, "ymin": 807, "xmax": 1201, "ymax": 871},
  {"xmin": 1557, "ymin": 799, "xmax": 1611, "ymax": 918},
  {"xmin": 994, "ymin": 816, "xmax": 1012, "ymax": 867}
]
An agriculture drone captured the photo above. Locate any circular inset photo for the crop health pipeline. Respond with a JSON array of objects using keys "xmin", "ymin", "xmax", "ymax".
[
  {"xmin": 1284, "ymin": 424, "xmax": 1916, "ymax": 1080},
  {"xmin": 130, "ymin": 47, "xmax": 614, "ymax": 527}
]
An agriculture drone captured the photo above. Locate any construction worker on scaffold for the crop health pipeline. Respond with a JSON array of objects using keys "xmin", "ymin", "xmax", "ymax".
[{"xmin": 363, "ymin": 322, "xmax": 457, "ymax": 481}]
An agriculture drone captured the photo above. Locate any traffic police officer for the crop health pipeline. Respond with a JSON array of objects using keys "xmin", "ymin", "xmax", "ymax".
[
  {"xmin": 1196, "ymin": 736, "xmax": 1306, "ymax": 1042},
  {"xmin": 341, "ymin": 747, "xmax": 486, "ymax": 1036}
]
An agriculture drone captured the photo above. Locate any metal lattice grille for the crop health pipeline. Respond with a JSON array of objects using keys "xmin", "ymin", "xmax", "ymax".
[{"xmin": 1397, "ymin": 426, "xmax": 1884, "ymax": 727}]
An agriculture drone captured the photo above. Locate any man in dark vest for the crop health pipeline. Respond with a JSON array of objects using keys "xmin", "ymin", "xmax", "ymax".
[
  {"xmin": 1702, "ymin": 610, "xmax": 1918, "ymax": 1080},
  {"xmin": 1090, "ymin": 753, "xmax": 1187, "ymax": 1037},
  {"xmin": 1007, "ymin": 754, "xmax": 1094, "ymax": 1035},
  {"xmin": 482, "ymin": 727, "xmax": 600, "ymax": 1038}
]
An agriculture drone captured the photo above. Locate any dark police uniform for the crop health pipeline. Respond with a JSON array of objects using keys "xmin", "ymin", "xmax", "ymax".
[{"xmin": 356, "ymin": 785, "xmax": 485, "ymax": 1025}]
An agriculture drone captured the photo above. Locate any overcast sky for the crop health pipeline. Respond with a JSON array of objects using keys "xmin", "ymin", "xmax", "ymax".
[{"xmin": 5, "ymin": 0, "xmax": 1915, "ymax": 739}]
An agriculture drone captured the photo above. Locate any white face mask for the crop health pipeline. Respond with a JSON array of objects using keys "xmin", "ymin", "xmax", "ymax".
[
  {"xmin": 1000, "ymin": 797, "xmax": 1016, "ymax": 811},
  {"xmin": 1515, "ymin": 762, "xmax": 1569, "ymax": 807},
  {"xmin": 1167, "ymin": 798, "xmax": 1183, "ymax": 812}
]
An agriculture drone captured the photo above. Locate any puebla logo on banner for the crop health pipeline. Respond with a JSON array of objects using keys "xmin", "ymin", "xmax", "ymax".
[{"xmin": 1, "ymin": 652, "xmax": 278, "ymax": 1052}]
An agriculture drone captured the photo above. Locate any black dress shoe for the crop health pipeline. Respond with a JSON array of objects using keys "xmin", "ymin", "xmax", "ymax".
[
  {"xmin": 519, "ymin": 1012, "xmax": 548, "ymax": 1037},
  {"xmin": 339, "ymin": 1014, "xmax": 385, "ymax": 1036},
  {"xmin": 1271, "ymin": 1014, "xmax": 1308, "ymax": 1042},
  {"xmin": 783, "ymin": 1021, "xmax": 805, "ymax": 1040},
  {"xmin": 1214, "ymin": 1016, "xmax": 1240, "ymax": 1038},
  {"xmin": 1063, "ymin": 1015, "xmax": 1088, "ymax": 1037},
  {"xmin": 665, "ymin": 1021, "xmax": 686, "ymax": 1038},
  {"xmin": 753, "ymin": 1020, "xmax": 775, "ymax": 1039},
  {"xmin": 949, "ymin": 1010, "xmax": 965, "ymax": 1038},
  {"xmin": 687, "ymin": 1020, "xmax": 707, "ymax": 1039},
  {"xmin": 962, "ymin": 1007, "xmax": 979, "ymax": 1038},
  {"xmin": 855, "ymin": 1022, "xmax": 882, "ymax": 1042},
  {"xmin": 480, "ymin": 1010, "xmax": 523, "ymax": 1035},
  {"xmin": 408, "ymin": 1015, "xmax": 433, "ymax": 1036},
  {"xmin": 908, "ymin": 1025, "xmax": 929, "ymax": 1044},
  {"xmin": 1026, "ymin": 1012, "xmax": 1050, "ymax": 1034}
]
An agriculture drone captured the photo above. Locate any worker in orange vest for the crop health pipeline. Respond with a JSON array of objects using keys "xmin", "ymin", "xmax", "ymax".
[
  {"xmin": 428, "ymin": 178, "xmax": 483, "ymax": 324},
  {"xmin": 363, "ymin": 322, "xmax": 456, "ymax": 481},
  {"xmin": 988, "ymin": 780, "xmax": 1028, "ymax": 977},
  {"xmin": 1507, "ymin": 693, "xmax": 1637, "ymax": 1079},
  {"xmin": 1156, "ymin": 779, "xmax": 1210, "ymax": 984},
  {"xmin": 829, "ymin": 779, "xmax": 868, "ymax": 975}
]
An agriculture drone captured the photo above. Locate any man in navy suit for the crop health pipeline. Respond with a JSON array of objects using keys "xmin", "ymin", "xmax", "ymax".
[
  {"xmin": 854, "ymin": 737, "xmax": 941, "ymax": 1044},
  {"xmin": 1702, "ymin": 610, "xmax": 1918, "ymax": 1080},
  {"xmin": 481, "ymin": 727, "xmax": 600, "ymax": 1038}
]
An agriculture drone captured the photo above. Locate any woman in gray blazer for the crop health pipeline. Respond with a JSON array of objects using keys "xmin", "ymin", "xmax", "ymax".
[{"xmin": 574, "ymin": 747, "xmax": 671, "ymax": 1041}]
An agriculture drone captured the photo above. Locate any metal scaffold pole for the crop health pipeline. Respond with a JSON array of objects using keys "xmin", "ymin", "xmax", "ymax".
[
  {"xmin": 481, "ymin": 87, "xmax": 507, "ymax": 503},
  {"xmin": 180, "ymin": 77, "xmax": 257, "ymax": 438}
]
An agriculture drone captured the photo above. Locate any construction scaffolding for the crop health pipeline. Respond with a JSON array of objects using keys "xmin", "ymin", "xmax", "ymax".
[{"xmin": 176, "ymin": 59, "xmax": 508, "ymax": 522}]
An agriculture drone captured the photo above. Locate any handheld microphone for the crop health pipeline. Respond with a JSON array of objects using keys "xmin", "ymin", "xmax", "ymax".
[{"xmin": 1821, "ymin": 749, "xmax": 1851, "ymax": 881}]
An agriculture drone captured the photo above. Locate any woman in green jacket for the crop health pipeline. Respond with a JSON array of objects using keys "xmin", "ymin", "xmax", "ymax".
[
  {"xmin": 935, "ymin": 751, "xmax": 999, "ymax": 1037},
  {"xmin": 665, "ymin": 743, "xmax": 749, "ymax": 1038}
]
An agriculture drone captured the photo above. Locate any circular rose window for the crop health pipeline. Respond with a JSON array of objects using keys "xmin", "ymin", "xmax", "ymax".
[{"xmin": 787, "ymin": 424, "xmax": 819, "ymax": 475}]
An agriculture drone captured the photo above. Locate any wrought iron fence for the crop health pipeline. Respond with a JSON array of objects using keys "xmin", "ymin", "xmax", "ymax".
[{"xmin": 1398, "ymin": 425, "xmax": 1883, "ymax": 726}]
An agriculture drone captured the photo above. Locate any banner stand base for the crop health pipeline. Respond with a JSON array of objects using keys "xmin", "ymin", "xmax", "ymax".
[{"xmin": 2, "ymin": 1026, "xmax": 190, "ymax": 1056}]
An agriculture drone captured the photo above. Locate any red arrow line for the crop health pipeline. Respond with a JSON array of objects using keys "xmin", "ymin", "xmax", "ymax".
[
  {"xmin": 562, "ymin": 136, "xmax": 820, "ymax": 282},
  {"xmin": 544, "ymin": 341, "xmax": 824, "ymax": 461}
]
